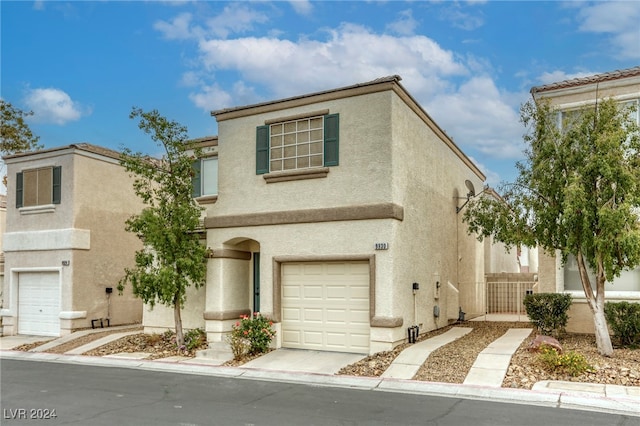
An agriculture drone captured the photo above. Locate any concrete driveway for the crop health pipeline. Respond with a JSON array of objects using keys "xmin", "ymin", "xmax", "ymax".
[{"xmin": 241, "ymin": 348, "xmax": 365, "ymax": 375}]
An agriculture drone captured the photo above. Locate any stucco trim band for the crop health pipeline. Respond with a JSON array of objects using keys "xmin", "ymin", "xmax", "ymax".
[
  {"xmin": 3, "ymin": 229, "xmax": 91, "ymax": 251},
  {"xmin": 206, "ymin": 249, "xmax": 252, "ymax": 260},
  {"xmin": 203, "ymin": 309, "xmax": 252, "ymax": 321},
  {"xmin": 370, "ymin": 316, "xmax": 403, "ymax": 328},
  {"xmin": 263, "ymin": 167, "xmax": 330, "ymax": 183},
  {"xmin": 271, "ymin": 254, "xmax": 376, "ymax": 324},
  {"xmin": 205, "ymin": 203, "xmax": 404, "ymax": 229},
  {"xmin": 264, "ymin": 109, "xmax": 330, "ymax": 125},
  {"xmin": 59, "ymin": 311, "xmax": 87, "ymax": 320}
]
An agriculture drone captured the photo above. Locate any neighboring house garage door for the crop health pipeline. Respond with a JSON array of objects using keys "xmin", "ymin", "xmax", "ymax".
[
  {"xmin": 18, "ymin": 272, "xmax": 61, "ymax": 336},
  {"xmin": 281, "ymin": 261, "xmax": 370, "ymax": 354}
]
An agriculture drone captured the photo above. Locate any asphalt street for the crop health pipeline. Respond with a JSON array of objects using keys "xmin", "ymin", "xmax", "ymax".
[{"xmin": 1, "ymin": 359, "xmax": 636, "ymax": 426}]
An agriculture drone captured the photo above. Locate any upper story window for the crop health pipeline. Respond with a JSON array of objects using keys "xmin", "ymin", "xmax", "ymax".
[
  {"xmin": 556, "ymin": 99, "xmax": 639, "ymax": 130},
  {"xmin": 256, "ymin": 113, "xmax": 339, "ymax": 175},
  {"xmin": 192, "ymin": 157, "xmax": 218, "ymax": 200},
  {"xmin": 16, "ymin": 166, "xmax": 61, "ymax": 208}
]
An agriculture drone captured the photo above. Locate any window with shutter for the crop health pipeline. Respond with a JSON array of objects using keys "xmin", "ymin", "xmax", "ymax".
[
  {"xmin": 16, "ymin": 166, "xmax": 61, "ymax": 208},
  {"xmin": 256, "ymin": 113, "xmax": 339, "ymax": 175}
]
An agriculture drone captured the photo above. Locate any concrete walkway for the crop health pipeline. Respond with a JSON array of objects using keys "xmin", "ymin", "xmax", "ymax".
[
  {"xmin": 463, "ymin": 328, "xmax": 533, "ymax": 387},
  {"xmin": 381, "ymin": 327, "xmax": 473, "ymax": 379}
]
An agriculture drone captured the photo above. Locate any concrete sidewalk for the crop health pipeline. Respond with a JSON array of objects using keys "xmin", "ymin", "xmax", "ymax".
[
  {"xmin": 463, "ymin": 328, "xmax": 533, "ymax": 387},
  {"xmin": 381, "ymin": 327, "xmax": 473, "ymax": 379}
]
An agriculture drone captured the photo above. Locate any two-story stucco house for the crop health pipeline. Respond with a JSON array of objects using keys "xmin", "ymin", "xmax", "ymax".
[
  {"xmin": 144, "ymin": 76, "xmax": 487, "ymax": 355},
  {"xmin": 531, "ymin": 66, "xmax": 640, "ymax": 333},
  {"xmin": 1, "ymin": 144, "xmax": 144, "ymax": 337}
]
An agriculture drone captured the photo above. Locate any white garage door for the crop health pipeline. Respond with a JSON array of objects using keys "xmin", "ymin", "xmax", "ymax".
[
  {"xmin": 18, "ymin": 272, "xmax": 61, "ymax": 336},
  {"xmin": 281, "ymin": 261, "xmax": 370, "ymax": 354}
]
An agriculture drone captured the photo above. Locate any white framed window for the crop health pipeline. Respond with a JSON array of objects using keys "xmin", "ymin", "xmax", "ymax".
[{"xmin": 192, "ymin": 157, "xmax": 218, "ymax": 198}]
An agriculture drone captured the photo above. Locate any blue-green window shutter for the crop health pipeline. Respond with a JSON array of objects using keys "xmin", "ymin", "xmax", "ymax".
[
  {"xmin": 256, "ymin": 125, "xmax": 269, "ymax": 174},
  {"xmin": 16, "ymin": 172, "xmax": 23, "ymax": 208},
  {"xmin": 324, "ymin": 113, "xmax": 339, "ymax": 166},
  {"xmin": 191, "ymin": 160, "xmax": 202, "ymax": 197},
  {"xmin": 52, "ymin": 166, "xmax": 62, "ymax": 204}
]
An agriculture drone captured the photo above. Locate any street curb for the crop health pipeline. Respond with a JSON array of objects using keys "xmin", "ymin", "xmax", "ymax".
[{"xmin": 2, "ymin": 350, "xmax": 638, "ymax": 417}]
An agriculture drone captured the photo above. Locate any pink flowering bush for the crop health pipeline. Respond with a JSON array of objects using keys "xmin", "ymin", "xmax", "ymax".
[{"xmin": 230, "ymin": 312, "xmax": 275, "ymax": 356}]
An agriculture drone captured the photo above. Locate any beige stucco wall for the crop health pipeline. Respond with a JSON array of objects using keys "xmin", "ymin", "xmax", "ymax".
[
  {"xmin": 1, "ymin": 147, "xmax": 144, "ymax": 336},
  {"xmin": 171, "ymin": 84, "xmax": 487, "ymax": 353},
  {"xmin": 142, "ymin": 284, "xmax": 206, "ymax": 333}
]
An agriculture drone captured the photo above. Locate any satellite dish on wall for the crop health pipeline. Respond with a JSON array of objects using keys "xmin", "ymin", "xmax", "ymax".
[{"xmin": 464, "ymin": 179, "xmax": 476, "ymax": 197}]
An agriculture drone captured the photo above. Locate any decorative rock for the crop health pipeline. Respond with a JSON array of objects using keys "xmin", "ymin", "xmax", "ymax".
[{"xmin": 528, "ymin": 335, "xmax": 563, "ymax": 353}]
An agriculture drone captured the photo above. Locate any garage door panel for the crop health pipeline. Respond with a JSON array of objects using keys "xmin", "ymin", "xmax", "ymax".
[
  {"xmin": 303, "ymin": 308, "xmax": 323, "ymax": 322},
  {"xmin": 304, "ymin": 286, "xmax": 323, "ymax": 299},
  {"xmin": 282, "ymin": 307, "xmax": 301, "ymax": 321},
  {"xmin": 302, "ymin": 331, "xmax": 323, "ymax": 346},
  {"xmin": 303, "ymin": 264, "xmax": 323, "ymax": 275},
  {"xmin": 326, "ymin": 286, "xmax": 348, "ymax": 299},
  {"xmin": 282, "ymin": 261, "xmax": 370, "ymax": 354},
  {"xmin": 282, "ymin": 330, "xmax": 301, "ymax": 345},
  {"xmin": 350, "ymin": 309, "xmax": 370, "ymax": 324},
  {"xmin": 18, "ymin": 272, "xmax": 61, "ymax": 336}
]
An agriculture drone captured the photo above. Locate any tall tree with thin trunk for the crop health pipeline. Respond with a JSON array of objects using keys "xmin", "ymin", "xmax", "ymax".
[
  {"xmin": 118, "ymin": 107, "xmax": 208, "ymax": 347},
  {"xmin": 463, "ymin": 98, "xmax": 640, "ymax": 356}
]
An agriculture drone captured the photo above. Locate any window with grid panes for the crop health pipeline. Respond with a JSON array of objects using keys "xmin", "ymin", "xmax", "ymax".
[
  {"xmin": 269, "ymin": 116, "xmax": 324, "ymax": 172},
  {"xmin": 256, "ymin": 113, "xmax": 338, "ymax": 175}
]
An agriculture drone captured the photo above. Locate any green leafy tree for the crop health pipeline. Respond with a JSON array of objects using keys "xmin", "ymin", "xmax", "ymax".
[
  {"xmin": 118, "ymin": 107, "xmax": 208, "ymax": 347},
  {"xmin": 1, "ymin": 100, "xmax": 43, "ymax": 184},
  {"xmin": 464, "ymin": 98, "xmax": 640, "ymax": 356}
]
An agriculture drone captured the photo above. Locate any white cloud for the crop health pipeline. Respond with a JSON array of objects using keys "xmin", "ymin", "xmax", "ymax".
[
  {"xmin": 205, "ymin": 4, "xmax": 268, "ymax": 39},
  {"xmin": 386, "ymin": 9, "xmax": 419, "ymax": 36},
  {"xmin": 188, "ymin": 83, "xmax": 233, "ymax": 111},
  {"xmin": 196, "ymin": 23, "xmax": 467, "ymax": 99},
  {"xmin": 289, "ymin": 0, "xmax": 313, "ymax": 16},
  {"xmin": 576, "ymin": 1, "xmax": 640, "ymax": 60},
  {"xmin": 426, "ymin": 76, "xmax": 525, "ymax": 159},
  {"xmin": 155, "ymin": 5, "xmax": 268, "ymax": 40},
  {"xmin": 154, "ymin": 12, "xmax": 202, "ymax": 40},
  {"xmin": 439, "ymin": 4, "xmax": 484, "ymax": 31},
  {"xmin": 23, "ymin": 88, "xmax": 85, "ymax": 125}
]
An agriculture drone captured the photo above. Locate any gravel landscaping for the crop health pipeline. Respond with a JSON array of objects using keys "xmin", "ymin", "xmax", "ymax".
[{"xmin": 10, "ymin": 321, "xmax": 640, "ymax": 390}]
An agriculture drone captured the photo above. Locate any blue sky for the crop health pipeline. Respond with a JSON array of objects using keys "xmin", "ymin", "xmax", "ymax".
[{"xmin": 2, "ymin": 1, "xmax": 639, "ymax": 187}]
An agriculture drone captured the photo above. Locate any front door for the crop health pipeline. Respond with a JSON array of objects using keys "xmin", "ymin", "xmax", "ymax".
[{"xmin": 253, "ymin": 252, "xmax": 260, "ymax": 312}]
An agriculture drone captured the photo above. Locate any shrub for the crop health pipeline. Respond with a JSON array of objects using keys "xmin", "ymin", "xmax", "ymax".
[
  {"xmin": 231, "ymin": 312, "xmax": 276, "ymax": 355},
  {"xmin": 537, "ymin": 344, "xmax": 593, "ymax": 377},
  {"xmin": 523, "ymin": 293, "xmax": 572, "ymax": 337},
  {"xmin": 184, "ymin": 328, "xmax": 207, "ymax": 352},
  {"xmin": 226, "ymin": 333, "xmax": 250, "ymax": 360},
  {"xmin": 604, "ymin": 301, "xmax": 640, "ymax": 348}
]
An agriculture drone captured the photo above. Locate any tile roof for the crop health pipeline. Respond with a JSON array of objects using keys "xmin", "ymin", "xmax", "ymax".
[{"xmin": 530, "ymin": 66, "xmax": 640, "ymax": 94}]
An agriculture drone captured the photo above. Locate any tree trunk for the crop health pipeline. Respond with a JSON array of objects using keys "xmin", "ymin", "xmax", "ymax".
[
  {"xmin": 174, "ymin": 299, "xmax": 184, "ymax": 347},
  {"xmin": 592, "ymin": 303, "xmax": 613, "ymax": 356},
  {"xmin": 576, "ymin": 252, "xmax": 613, "ymax": 356}
]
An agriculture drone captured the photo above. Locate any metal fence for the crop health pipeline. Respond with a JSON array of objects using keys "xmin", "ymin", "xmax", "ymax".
[{"xmin": 486, "ymin": 281, "xmax": 536, "ymax": 315}]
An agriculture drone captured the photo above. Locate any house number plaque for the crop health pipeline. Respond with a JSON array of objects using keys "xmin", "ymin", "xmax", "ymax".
[{"xmin": 375, "ymin": 243, "xmax": 389, "ymax": 250}]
